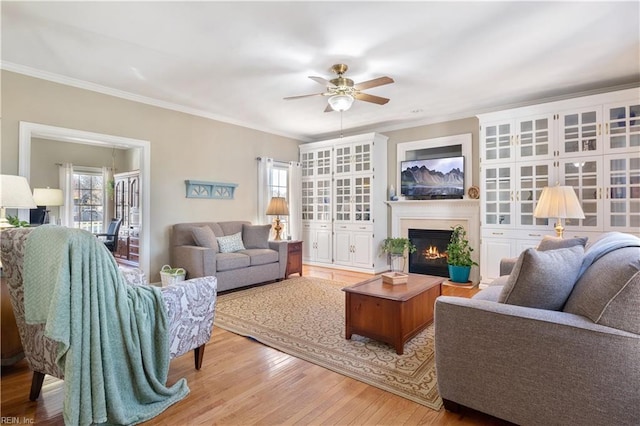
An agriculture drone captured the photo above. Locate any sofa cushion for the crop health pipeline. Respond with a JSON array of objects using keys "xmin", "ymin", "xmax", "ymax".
[
  {"xmin": 191, "ymin": 226, "xmax": 219, "ymax": 252},
  {"xmin": 537, "ymin": 235, "xmax": 588, "ymax": 251},
  {"xmin": 564, "ymin": 246, "xmax": 640, "ymax": 334},
  {"xmin": 237, "ymin": 248, "xmax": 278, "ymax": 266},
  {"xmin": 216, "ymin": 252, "xmax": 251, "ymax": 272},
  {"xmin": 217, "ymin": 232, "xmax": 246, "ymax": 253},
  {"xmin": 498, "ymin": 246, "xmax": 584, "ymax": 310},
  {"xmin": 242, "ymin": 224, "xmax": 271, "ymax": 249}
]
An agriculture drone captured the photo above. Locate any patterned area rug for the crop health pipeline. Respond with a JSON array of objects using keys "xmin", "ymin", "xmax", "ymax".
[{"xmin": 214, "ymin": 276, "xmax": 442, "ymax": 410}]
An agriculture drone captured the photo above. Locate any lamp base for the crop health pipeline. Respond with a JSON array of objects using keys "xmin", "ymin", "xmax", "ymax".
[
  {"xmin": 554, "ymin": 220, "xmax": 565, "ymax": 238},
  {"xmin": 273, "ymin": 217, "xmax": 283, "ymax": 241}
]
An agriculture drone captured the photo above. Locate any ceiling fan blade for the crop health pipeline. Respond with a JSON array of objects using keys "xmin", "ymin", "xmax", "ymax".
[
  {"xmin": 355, "ymin": 92, "xmax": 390, "ymax": 105},
  {"xmin": 354, "ymin": 76, "xmax": 394, "ymax": 91},
  {"xmin": 324, "ymin": 104, "xmax": 334, "ymax": 113},
  {"xmin": 309, "ymin": 76, "xmax": 336, "ymax": 87},
  {"xmin": 284, "ymin": 93, "xmax": 326, "ymax": 100}
]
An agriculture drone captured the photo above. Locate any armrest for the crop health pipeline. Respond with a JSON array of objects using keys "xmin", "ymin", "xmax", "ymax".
[
  {"xmin": 434, "ymin": 296, "xmax": 640, "ymax": 425},
  {"xmin": 269, "ymin": 240, "xmax": 289, "ymax": 279},
  {"xmin": 171, "ymin": 245, "xmax": 216, "ymax": 279},
  {"xmin": 499, "ymin": 257, "xmax": 518, "ymax": 276},
  {"xmin": 160, "ymin": 276, "xmax": 218, "ymax": 358},
  {"xmin": 119, "ymin": 266, "xmax": 148, "ymax": 286}
]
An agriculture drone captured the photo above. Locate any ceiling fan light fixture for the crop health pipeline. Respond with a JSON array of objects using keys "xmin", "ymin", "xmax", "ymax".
[{"xmin": 328, "ymin": 94, "xmax": 354, "ymax": 112}]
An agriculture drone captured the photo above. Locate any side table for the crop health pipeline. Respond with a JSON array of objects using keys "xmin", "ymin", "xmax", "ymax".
[{"xmin": 285, "ymin": 240, "xmax": 303, "ymax": 278}]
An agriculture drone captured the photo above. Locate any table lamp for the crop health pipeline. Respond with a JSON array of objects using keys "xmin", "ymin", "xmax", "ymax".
[
  {"xmin": 33, "ymin": 187, "xmax": 64, "ymax": 224},
  {"xmin": 0, "ymin": 175, "xmax": 37, "ymax": 228},
  {"xmin": 266, "ymin": 196, "xmax": 289, "ymax": 241},
  {"xmin": 533, "ymin": 184, "xmax": 585, "ymax": 238}
]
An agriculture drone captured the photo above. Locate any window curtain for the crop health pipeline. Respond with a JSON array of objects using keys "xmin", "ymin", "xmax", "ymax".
[
  {"xmin": 257, "ymin": 157, "xmax": 274, "ymax": 230},
  {"xmin": 101, "ymin": 166, "xmax": 113, "ymax": 232},
  {"xmin": 288, "ymin": 161, "xmax": 302, "ymax": 241},
  {"xmin": 58, "ymin": 162, "xmax": 74, "ymax": 227}
]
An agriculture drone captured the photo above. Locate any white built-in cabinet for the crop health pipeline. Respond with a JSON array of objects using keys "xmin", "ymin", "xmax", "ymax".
[
  {"xmin": 300, "ymin": 132, "xmax": 388, "ymax": 273},
  {"xmin": 478, "ymin": 88, "xmax": 640, "ymax": 284}
]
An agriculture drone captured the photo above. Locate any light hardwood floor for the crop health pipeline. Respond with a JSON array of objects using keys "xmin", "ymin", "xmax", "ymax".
[{"xmin": 0, "ymin": 265, "xmax": 510, "ymax": 425}]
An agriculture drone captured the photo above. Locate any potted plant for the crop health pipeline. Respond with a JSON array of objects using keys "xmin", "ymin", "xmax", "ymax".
[
  {"xmin": 381, "ymin": 237, "xmax": 416, "ymax": 272},
  {"xmin": 446, "ymin": 225, "xmax": 477, "ymax": 283}
]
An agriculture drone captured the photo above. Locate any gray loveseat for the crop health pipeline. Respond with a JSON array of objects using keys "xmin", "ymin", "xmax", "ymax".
[
  {"xmin": 170, "ymin": 221, "xmax": 288, "ymax": 292},
  {"xmin": 435, "ymin": 232, "xmax": 640, "ymax": 426}
]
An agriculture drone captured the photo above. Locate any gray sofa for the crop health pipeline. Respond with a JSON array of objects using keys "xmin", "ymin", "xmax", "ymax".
[
  {"xmin": 435, "ymin": 232, "xmax": 640, "ymax": 426},
  {"xmin": 170, "ymin": 221, "xmax": 288, "ymax": 292}
]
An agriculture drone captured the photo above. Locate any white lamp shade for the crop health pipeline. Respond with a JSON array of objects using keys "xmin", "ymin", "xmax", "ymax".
[
  {"xmin": 534, "ymin": 185, "xmax": 585, "ymax": 219},
  {"xmin": 266, "ymin": 197, "xmax": 289, "ymax": 216},
  {"xmin": 33, "ymin": 188, "xmax": 64, "ymax": 206},
  {"xmin": 0, "ymin": 175, "xmax": 37, "ymax": 209},
  {"xmin": 328, "ymin": 94, "xmax": 354, "ymax": 112}
]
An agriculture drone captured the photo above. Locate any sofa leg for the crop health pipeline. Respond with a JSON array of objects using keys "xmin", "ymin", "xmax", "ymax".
[
  {"xmin": 193, "ymin": 344, "xmax": 206, "ymax": 370},
  {"xmin": 442, "ymin": 398, "xmax": 461, "ymax": 413},
  {"xmin": 29, "ymin": 371, "xmax": 46, "ymax": 401}
]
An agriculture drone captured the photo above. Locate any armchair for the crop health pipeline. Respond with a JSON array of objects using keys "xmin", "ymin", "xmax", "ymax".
[
  {"xmin": 94, "ymin": 217, "xmax": 122, "ymax": 253},
  {"xmin": 0, "ymin": 227, "xmax": 218, "ymax": 404}
]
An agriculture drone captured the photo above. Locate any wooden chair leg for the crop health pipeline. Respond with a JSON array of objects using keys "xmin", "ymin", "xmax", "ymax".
[
  {"xmin": 29, "ymin": 371, "xmax": 46, "ymax": 401},
  {"xmin": 193, "ymin": 344, "xmax": 206, "ymax": 370}
]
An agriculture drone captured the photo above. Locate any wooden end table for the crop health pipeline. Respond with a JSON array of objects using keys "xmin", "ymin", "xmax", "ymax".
[
  {"xmin": 285, "ymin": 240, "xmax": 303, "ymax": 278},
  {"xmin": 343, "ymin": 273, "xmax": 443, "ymax": 355}
]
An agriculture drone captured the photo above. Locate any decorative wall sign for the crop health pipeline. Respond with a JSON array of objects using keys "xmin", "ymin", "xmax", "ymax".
[{"xmin": 185, "ymin": 180, "xmax": 238, "ymax": 199}]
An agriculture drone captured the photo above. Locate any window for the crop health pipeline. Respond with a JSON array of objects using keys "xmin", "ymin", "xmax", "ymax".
[
  {"xmin": 269, "ymin": 165, "xmax": 289, "ymax": 236},
  {"xmin": 72, "ymin": 169, "xmax": 104, "ymax": 233}
]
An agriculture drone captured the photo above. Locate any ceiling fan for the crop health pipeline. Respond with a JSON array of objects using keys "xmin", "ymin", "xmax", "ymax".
[{"xmin": 284, "ymin": 64, "xmax": 394, "ymax": 112}]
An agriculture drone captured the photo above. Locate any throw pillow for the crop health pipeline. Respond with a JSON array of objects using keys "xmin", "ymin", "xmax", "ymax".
[
  {"xmin": 498, "ymin": 245, "xmax": 584, "ymax": 310},
  {"xmin": 564, "ymin": 246, "xmax": 640, "ymax": 334},
  {"xmin": 217, "ymin": 232, "xmax": 246, "ymax": 253},
  {"xmin": 242, "ymin": 224, "xmax": 271, "ymax": 249},
  {"xmin": 191, "ymin": 226, "xmax": 219, "ymax": 252},
  {"xmin": 537, "ymin": 235, "xmax": 588, "ymax": 252}
]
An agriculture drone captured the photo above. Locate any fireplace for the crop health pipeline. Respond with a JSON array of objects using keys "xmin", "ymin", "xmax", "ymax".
[{"xmin": 408, "ymin": 228, "xmax": 453, "ymax": 277}]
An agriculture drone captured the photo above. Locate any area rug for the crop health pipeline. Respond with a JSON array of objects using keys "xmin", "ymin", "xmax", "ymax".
[{"xmin": 214, "ymin": 276, "xmax": 442, "ymax": 410}]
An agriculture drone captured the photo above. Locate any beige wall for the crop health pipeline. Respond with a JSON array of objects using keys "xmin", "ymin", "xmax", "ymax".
[
  {"xmin": 2, "ymin": 70, "xmax": 480, "ymax": 280},
  {"xmin": 2, "ymin": 71, "xmax": 301, "ymax": 280}
]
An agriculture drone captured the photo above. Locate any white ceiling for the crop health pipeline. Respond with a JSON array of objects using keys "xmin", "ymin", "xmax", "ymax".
[{"xmin": 2, "ymin": 1, "xmax": 639, "ymax": 142}]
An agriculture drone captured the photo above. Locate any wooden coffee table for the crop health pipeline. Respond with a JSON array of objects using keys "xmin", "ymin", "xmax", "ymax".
[{"xmin": 343, "ymin": 273, "xmax": 444, "ymax": 355}]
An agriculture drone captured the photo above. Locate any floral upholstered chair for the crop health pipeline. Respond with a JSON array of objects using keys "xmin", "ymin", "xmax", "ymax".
[{"xmin": 0, "ymin": 227, "xmax": 218, "ymax": 401}]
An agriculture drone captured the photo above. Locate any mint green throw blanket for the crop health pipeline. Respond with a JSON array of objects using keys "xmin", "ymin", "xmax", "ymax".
[{"xmin": 24, "ymin": 225, "xmax": 189, "ymax": 425}]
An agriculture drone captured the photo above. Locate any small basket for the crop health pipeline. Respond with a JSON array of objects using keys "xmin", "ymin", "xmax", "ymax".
[
  {"xmin": 381, "ymin": 272, "xmax": 409, "ymax": 285},
  {"xmin": 160, "ymin": 264, "xmax": 186, "ymax": 287}
]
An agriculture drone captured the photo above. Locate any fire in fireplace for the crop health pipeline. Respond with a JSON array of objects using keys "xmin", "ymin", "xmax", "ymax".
[{"xmin": 408, "ymin": 228, "xmax": 453, "ymax": 277}]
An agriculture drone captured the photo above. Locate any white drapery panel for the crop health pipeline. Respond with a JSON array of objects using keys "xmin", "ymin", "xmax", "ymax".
[
  {"xmin": 257, "ymin": 157, "xmax": 273, "ymax": 226},
  {"xmin": 288, "ymin": 161, "xmax": 302, "ymax": 241},
  {"xmin": 58, "ymin": 162, "xmax": 74, "ymax": 227}
]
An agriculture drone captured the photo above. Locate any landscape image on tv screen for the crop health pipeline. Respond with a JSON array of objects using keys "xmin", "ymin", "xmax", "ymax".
[{"xmin": 401, "ymin": 156, "xmax": 464, "ymax": 199}]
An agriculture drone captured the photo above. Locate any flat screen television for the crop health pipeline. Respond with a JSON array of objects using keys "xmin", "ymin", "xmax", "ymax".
[{"xmin": 400, "ymin": 156, "xmax": 464, "ymax": 199}]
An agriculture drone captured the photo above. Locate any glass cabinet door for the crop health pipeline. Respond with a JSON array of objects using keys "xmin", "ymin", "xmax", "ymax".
[
  {"xmin": 516, "ymin": 115, "xmax": 553, "ymax": 161},
  {"xmin": 517, "ymin": 161, "xmax": 553, "ymax": 226},
  {"xmin": 334, "ymin": 145, "xmax": 351, "ymax": 174},
  {"xmin": 483, "ymin": 165, "xmax": 514, "ymax": 227},
  {"xmin": 558, "ymin": 107, "xmax": 603, "ymax": 157},
  {"xmin": 315, "ymin": 148, "xmax": 332, "ymax": 176},
  {"xmin": 301, "ymin": 151, "xmax": 315, "ymax": 178},
  {"xmin": 315, "ymin": 179, "xmax": 332, "ymax": 222},
  {"xmin": 334, "ymin": 177, "xmax": 351, "ymax": 222},
  {"xmin": 352, "ymin": 143, "xmax": 372, "ymax": 173},
  {"xmin": 559, "ymin": 157, "xmax": 602, "ymax": 230},
  {"xmin": 353, "ymin": 176, "xmax": 372, "ymax": 222},
  {"xmin": 482, "ymin": 121, "xmax": 513, "ymax": 163},
  {"xmin": 604, "ymin": 155, "xmax": 640, "ymax": 232},
  {"xmin": 301, "ymin": 180, "xmax": 314, "ymax": 220},
  {"xmin": 604, "ymin": 101, "xmax": 640, "ymax": 155}
]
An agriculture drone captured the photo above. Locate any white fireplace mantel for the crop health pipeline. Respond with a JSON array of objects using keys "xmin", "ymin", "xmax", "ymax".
[{"xmin": 386, "ymin": 199, "xmax": 481, "ymax": 283}]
